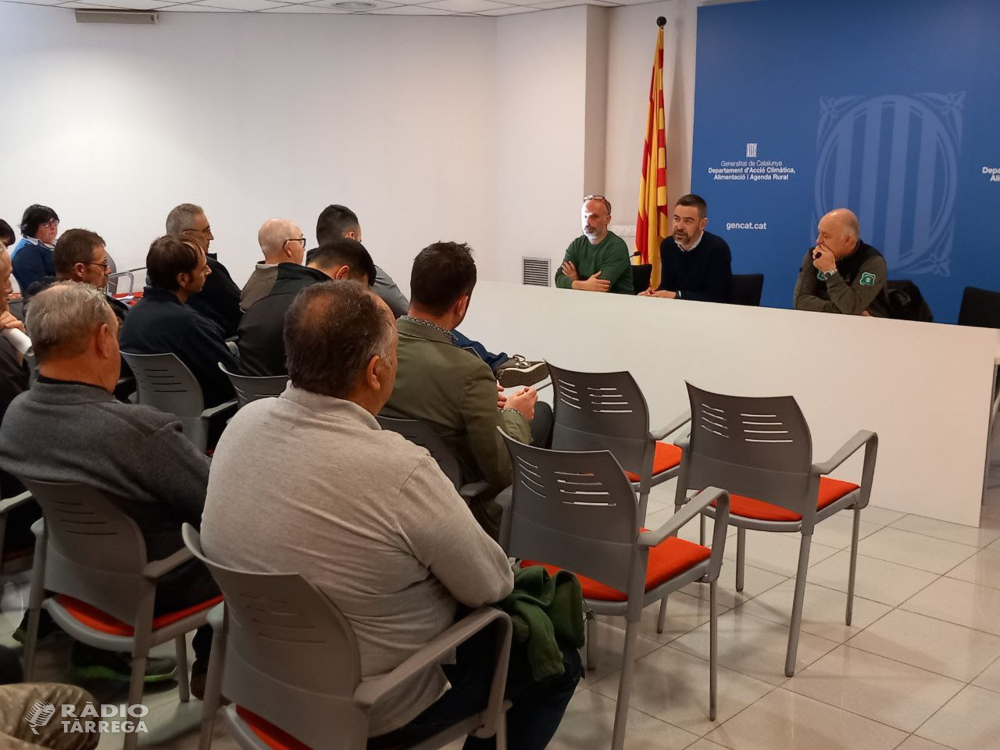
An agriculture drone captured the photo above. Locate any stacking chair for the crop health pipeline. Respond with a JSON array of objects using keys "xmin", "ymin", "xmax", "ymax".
[
  {"xmin": 548, "ymin": 363, "xmax": 689, "ymax": 523},
  {"xmin": 20, "ymin": 479, "xmax": 221, "ymax": 750},
  {"xmin": 122, "ymin": 351, "xmax": 236, "ymax": 452},
  {"xmin": 958, "ymin": 286, "xmax": 1000, "ymax": 329},
  {"xmin": 730, "ymin": 274, "xmax": 764, "ymax": 306},
  {"xmin": 377, "ymin": 415, "xmax": 490, "ymax": 501},
  {"xmin": 182, "ymin": 525, "xmax": 512, "ymax": 750},
  {"xmin": 499, "ymin": 431, "xmax": 730, "ymax": 750},
  {"xmin": 218, "ymin": 362, "xmax": 289, "ymax": 409},
  {"xmin": 105, "ymin": 252, "xmax": 137, "ymax": 296},
  {"xmin": 673, "ymin": 383, "xmax": 878, "ymax": 677}
]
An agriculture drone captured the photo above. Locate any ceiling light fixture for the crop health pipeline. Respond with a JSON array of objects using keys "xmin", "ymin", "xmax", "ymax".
[{"xmin": 334, "ymin": 1, "xmax": 377, "ymax": 8}]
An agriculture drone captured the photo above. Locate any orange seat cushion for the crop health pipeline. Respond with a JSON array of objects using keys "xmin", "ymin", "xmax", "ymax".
[
  {"xmin": 717, "ymin": 477, "xmax": 860, "ymax": 523},
  {"xmin": 623, "ymin": 442, "xmax": 683, "ymax": 482},
  {"xmin": 55, "ymin": 594, "xmax": 223, "ymax": 637},
  {"xmin": 236, "ymin": 707, "xmax": 311, "ymax": 750},
  {"xmin": 523, "ymin": 535, "xmax": 710, "ymax": 602}
]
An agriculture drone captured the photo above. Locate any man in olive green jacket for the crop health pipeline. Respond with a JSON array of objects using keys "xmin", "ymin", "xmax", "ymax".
[{"xmin": 384, "ymin": 242, "xmax": 548, "ymax": 538}]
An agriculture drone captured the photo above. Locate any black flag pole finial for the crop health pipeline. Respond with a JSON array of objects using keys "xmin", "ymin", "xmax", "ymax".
[{"xmin": 656, "ymin": 16, "xmax": 666, "ymax": 27}]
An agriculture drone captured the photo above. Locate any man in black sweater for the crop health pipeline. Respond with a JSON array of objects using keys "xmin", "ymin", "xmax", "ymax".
[{"xmin": 640, "ymin": 194, "xmax": 733, "ymax": 303}]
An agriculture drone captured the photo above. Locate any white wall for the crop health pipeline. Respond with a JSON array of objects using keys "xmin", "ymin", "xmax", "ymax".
[{"xmin": 0, "ymin": 4, "xmax": 498, "ymax": 290}]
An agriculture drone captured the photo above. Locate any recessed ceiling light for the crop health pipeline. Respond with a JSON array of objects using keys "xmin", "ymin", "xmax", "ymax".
[{"xmin": 335, "ymin": 1, "xmax": 377, "ymax": 8}]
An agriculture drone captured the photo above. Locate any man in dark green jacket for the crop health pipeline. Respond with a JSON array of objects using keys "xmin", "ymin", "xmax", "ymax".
[
  {"xmin": 554, "ymin": 195, "xmax": 633, "ymax": 295},
  {"xmin": 384, "ymin": 242, "xmax": 551, "ymax": 538},
  {"xmin": 794, "ymin": 208, "xmax": 890, "ymax": 317}
]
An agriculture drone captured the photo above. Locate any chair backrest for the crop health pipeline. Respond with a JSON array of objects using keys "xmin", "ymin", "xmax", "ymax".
[
  {"xmin": 377, "ymin": 415, "xmax": 463, "ymax": 489},
  {"xmin": 18, "ymin": 479, "xmax": 150, "ymax": 624},
  {"xmin": 676, "ymin": 383, "xmax": 818, "ymax": 518},
  {"xmin": 183, "ymin": 525, "xmax": 367, "ymax": 750},
  {"xmin": 218, "ymin": 362, "xmax": 288, "ymax": 409},
  {"xmin": 958, "ymin": 286, "xmax": 1000, "ymax": 329},
  {"xmin": 731, "ymin": 274, "xmax": 764, "ymax": 306},
  {"xmin": 121, "ymin": 351, "xmax": 208, "ymax": 449},
  {"xmin": 548, "ymin": 363, "xmax": 653, "ymax": 480},
  {"xmin": 631, "ymin": 264, "xmax": 653, "ymax": 294},
  {"xmin": 500, "ymin": 432, "xmax": 642, "ymax": 599},
  {"xmin": 7, "ymin": 297, "xmax": 24, "ymax": 322}
]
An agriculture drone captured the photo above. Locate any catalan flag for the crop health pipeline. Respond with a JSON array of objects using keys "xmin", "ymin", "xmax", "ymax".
[{"xmin": 635, "ymin": 21, "xmax": 669, "ymax": 290}]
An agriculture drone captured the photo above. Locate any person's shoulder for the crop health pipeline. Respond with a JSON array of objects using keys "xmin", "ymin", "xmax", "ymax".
[
  {"xmin": 91, "ymin": 397, "xmax": 185, "ymax": 438},
  {"xmin": 605, "ymin": 232, "xmax": 630, "ymax": 251},
  {"xmin": 703, "ymin": 231, "xmax": 731, "ymax": 251}
]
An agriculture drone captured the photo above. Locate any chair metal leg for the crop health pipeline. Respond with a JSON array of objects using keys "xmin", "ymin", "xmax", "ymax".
[
  {"xmin": 846, "ymin": 508, "xmax": 861, "ymax": 626},
  {"xmin": 709, "ymin": 580, "xmax": 718, "ymax": 721},
  {"xmin": 735, "ymin": 527, "xmax": 746, "ymax": 593},
  {"xmin": 784, "ymin": 534, "xmax": 813, "ymax": 678},
  {"xmin": 611, "ymin": 623, "xmax": 640, "ymax": 750},
  {"xmin": 494, "ymin": 711, "xmax": 508, "ymax": 750},
  {"xmin": 656, "ymin": 597, "xmax": 668, "ymax": 634},
  {"xmin": 175, "ymin": 635, "xmax": 191, "ymax": 703},
  {"xmin": 124, "ymin": 652, "xmax": 147, "ymax": 750},
  {"xmin": 586, "ymin": 611, "xmax": 597, "ymax": 672},
  {"xmin": 700, "ymin": 514, "xmax": 707, "ymax": 546}
]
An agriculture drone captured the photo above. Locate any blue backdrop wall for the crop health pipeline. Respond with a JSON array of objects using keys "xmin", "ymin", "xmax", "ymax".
[{"xmin": 690, "ymin": 0, "xmax": 1000, "ymax": 321}]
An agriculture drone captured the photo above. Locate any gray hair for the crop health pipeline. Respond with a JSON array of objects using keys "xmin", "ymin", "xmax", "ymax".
[
  {"xmin": 843, "ymin": 212, "xmax": 860, "ymax": 240},
  {"xmin": 165, "ymin": 203, "xmax": 205, "ymax": 234},
  {"xmin": 26, "ymin": 281, "xmax": 115, "ymax": 362}
]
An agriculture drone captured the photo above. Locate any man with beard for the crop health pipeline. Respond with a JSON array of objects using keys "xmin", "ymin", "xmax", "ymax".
[
  {"xmin": 640, "ymin": 194, "xmax": 733, "ymax": 302},
  {"xmin": 555, "ymin": 195, "xmax": 633, "ymax": 294}
]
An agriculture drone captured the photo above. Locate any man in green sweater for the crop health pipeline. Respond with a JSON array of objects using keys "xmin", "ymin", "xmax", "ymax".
[{"xmin": 554, "ymin": 195, "xmax": 633, "ymax": 294}]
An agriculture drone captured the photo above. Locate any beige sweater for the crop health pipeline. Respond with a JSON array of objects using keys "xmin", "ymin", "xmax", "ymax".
[{"xmin": 201, "ymin": 385, "xmax": 514, "ymax": 736}]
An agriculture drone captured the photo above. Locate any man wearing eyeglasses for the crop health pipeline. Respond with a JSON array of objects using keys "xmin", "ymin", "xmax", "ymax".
[
  {"xmin": 166, "ymin": 203, "xmax": 242, "ymax": 338},
  {"xmin": 555, "ymin": 195, "xmax": 633, "ymax": 295},
  {"xmin": 23, "ymin": 229, "xmax": 130, "ymax": 323},
  {"xmin": 240, "ymin": 219, "xmax": 307, "ymax": 312}
]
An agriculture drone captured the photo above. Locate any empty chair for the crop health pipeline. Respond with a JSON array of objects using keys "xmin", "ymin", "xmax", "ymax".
[
  {"xmin": 631, "ymin": 263, "xmax": 653, "ymax": 294},
  {"xmin": 183, "ymin": 524, "xmax": 512, "ymax": 750},
  {"xmin": 730, "ymin": 273, "xmax": 764, "ymax": 306},
  {"xmin": 20, "ymin": 480, "xmax": 220, "ymax": 750},
  {"xmin": 218, "ymin": 362, "xmax": 288, "ymax": 409},
  {"xmin": 377, "ymin": 415, "xmax": 490, "ymax": 501},
  {"xmin": 958, "ymin": 286, "xmax": 1000, "ymax": 329},
  {"xmin": 498, "ymin": 432, "xmax": 730, "ymax": 750},
  {"xmin": 122, "ymin": 351, "xmax": 236, "ymax": 452},
  {"xmin": 548, "ymin": 362, "xmax": 689, "ymax": 523},
  {"xmin": 673, "ymin": 383, "xmax": 878, "ymax": 676}
]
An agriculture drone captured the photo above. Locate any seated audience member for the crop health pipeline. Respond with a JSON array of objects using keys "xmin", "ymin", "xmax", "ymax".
[
  {"xmin": 166, "ymin": 203, "xmax": 242, "ymax": 337},
  {"xmin": 317, "ymin": 204, "xmax": 547, "ymax": 387},
  {"xmin": 793, "ymin": 208, "xmax": 890, "ymax": 317},
  {"xmin": 0, "ymin": 282, "xmax": 219, "ymax": 689},
  {"xmin": 240, "ymin": 218, "xmax": 306, "ymax": 312},
  {"xmin": 0, "ymin": 244, "xmax": 34, "ymax": 514},
  {"xmin": 0, "ymin": 678, "xmax": 100, "ymax": 749},
  {"xmin": 10, "ymin": 204, "xmax": 59, "ymax": 291},
  {"xmin": 238, "ymin": 238, "xmax": 375, "ymax": 377},
  {"xmin": 201, "ymin": 280, "xmax": 579, "ymax": 748},
  {"xmin": 384, "ymin": 242, "xmax": 551, "ymax": 538},
  {"xmin": 639, "ymin": 194, "xmax": 733, "ymax": 302},
  {"xmin": 24, "ymin": 228, "xmax": 130, "ymax": 322},
  {"xmin": 120, "ymin": 235, "xmax": 238, "ymax": 407},
  {"xmin": 0, "ymin": 220, "xmax": 14, "ymax": 251},
  {"xmin": 555, "ymin": 195, "xmax": 633, "ymax": 294}
]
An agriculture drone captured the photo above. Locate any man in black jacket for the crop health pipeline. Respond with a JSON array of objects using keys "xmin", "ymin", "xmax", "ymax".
[
  {"xmin": 640, "ymin": 194, "xmax": 733, "ymax": 303},
  {"xmin": 166, "ymin": 203, "xmax": 242, "ymax": 337},
  {"xmin": 238, "ymin": 239, "xmax": 376, "ymax": 377},
  {"xmin": 120, "ymin": 235, "xmax": 238, "ymax": 407}
]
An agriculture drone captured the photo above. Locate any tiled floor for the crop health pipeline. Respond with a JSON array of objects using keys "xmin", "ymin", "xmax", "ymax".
[{"xmin": 5, "ymin": 461, "xmax": 1000, "ymax": 750}]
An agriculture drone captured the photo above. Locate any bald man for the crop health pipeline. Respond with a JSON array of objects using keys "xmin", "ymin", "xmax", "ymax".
[
  {"xmin": 793, "ymin": 209, "xmax": 890, "ymax": 317},
  {"xmin": 240, "ymin": 219, "xmax": 307, "ymax": 312}
]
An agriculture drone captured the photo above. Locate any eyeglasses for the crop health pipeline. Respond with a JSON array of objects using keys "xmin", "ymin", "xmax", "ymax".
[
  {"xmin": 283, "ymin": 237, "xmax": 307, "ymax": 249},
  {"xmin": 86, "ymin": 261, "xmax": 110, "ymax": 270},
  {"xmin": 43, "ymin": 220, "xmax": 59, "ymax": 229},
  {"xmin": 583, "ymin": 194, "xmax": 612, "ymax": 213}
]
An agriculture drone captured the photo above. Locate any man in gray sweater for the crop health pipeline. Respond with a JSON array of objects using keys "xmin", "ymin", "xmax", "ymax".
[
  {"xmin": 202, "ymin": 280, "xmax": 580, "ymax": 748},
  {"xmin": 0, "ymin": 282, "xmax": 218, "ymax": 689}
]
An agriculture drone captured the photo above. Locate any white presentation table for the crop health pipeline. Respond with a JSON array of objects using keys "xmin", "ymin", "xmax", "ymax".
[{"xmin": 460, "ymin": 282, "xmax": 1000, "ymax": 527}]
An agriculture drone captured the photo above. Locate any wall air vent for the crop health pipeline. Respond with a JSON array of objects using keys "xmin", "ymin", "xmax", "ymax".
[
  {"xmin": 75, "ymin": 10, "xmax": 158, "ymax": 24},
  {"xmin": 522, "ymin": 257, "xmax": 551, "ymax": 287}
]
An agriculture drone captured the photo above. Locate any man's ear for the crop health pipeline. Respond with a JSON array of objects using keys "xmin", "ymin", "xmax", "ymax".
[
  {"xmin": 365, "ymin": 354, "xmax": 383, "ymax": 391},
  {"xmin": 455, "ymin": 294, "xmax": 470, "ymax": 319},
  {"xmin": 71, "ymin": 263, "xmax": 87, "ymax": 281},
  {"xmin": 94, "ymin": 323, "xmax": 114, "ymax": 358},
  {"xmin": 334, "ymin": 265, "xmax": 351, "ymax": 281}
]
